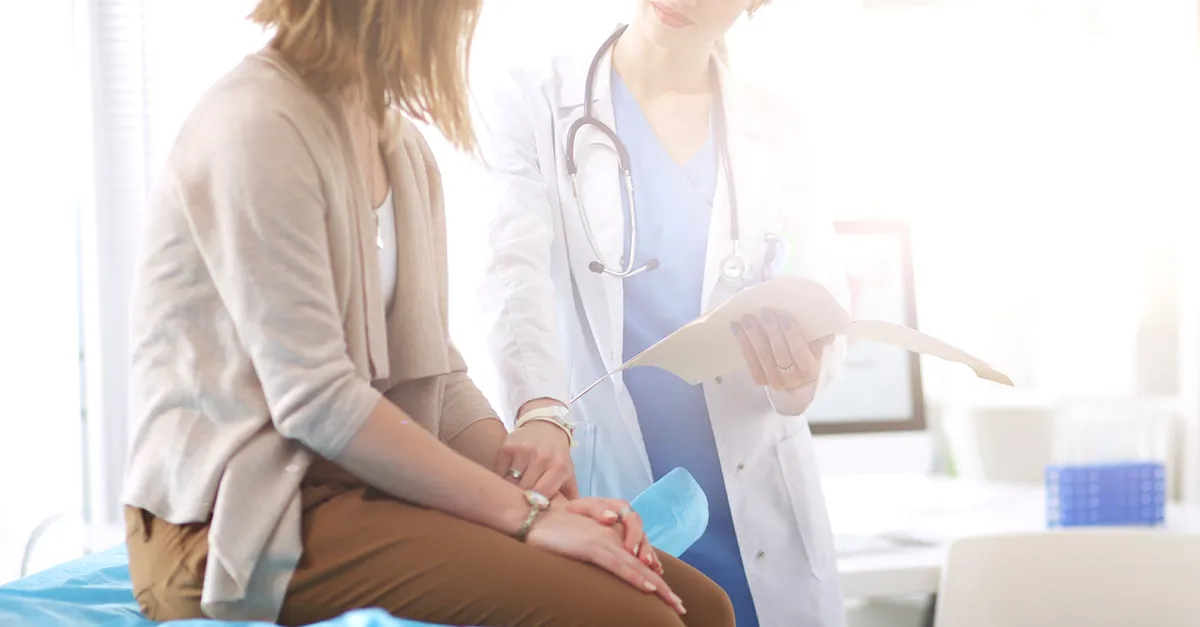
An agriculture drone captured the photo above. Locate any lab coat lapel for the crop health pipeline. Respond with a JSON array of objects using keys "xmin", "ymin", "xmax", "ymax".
[
  {"xmin": 555, "ymin": 44, "xmax": 653, "ymax": 484},
  {"xmin": 702, "ymin": 150, "xmax": 734, "ymax": 312},
  {"xmin": 701, "ymin": 62, "xmax": 775, "ymax": 313},
  {"xmin": 554, "ymin": 51, "xmax": 625, "ymax": 376}
]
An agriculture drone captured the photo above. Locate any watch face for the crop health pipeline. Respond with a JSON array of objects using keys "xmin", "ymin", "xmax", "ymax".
[{"xmin": 526, "ymin": 490, "xmax": 550, "ymax": 509}]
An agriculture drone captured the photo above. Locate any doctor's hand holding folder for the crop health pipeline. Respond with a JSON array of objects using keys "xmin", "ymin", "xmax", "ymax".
[
  {"xmin": 500, "ymin": 273, "xmax": 1013, "ymax": 505},
  {"xmin": 572, "ymin": 274, "xmax": 1013, "ymax": 403},
  {"xmin": 501, "ymin": 274, "xmax": 1013, "ymax": 501},
  {"xmin": 605, "ymin": 275, "xmax": 1015, "ymax": 393}
]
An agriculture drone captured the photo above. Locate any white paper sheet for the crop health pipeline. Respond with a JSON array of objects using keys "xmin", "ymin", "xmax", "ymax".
[{"xmin": 571, "ymin": 275, "xmax": 1011, "ymax": 404}]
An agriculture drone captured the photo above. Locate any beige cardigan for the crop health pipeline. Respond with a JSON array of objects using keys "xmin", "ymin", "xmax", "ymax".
[{"xmin": 122, "ymin": 50, "xmax": 496, "ymax": 622}]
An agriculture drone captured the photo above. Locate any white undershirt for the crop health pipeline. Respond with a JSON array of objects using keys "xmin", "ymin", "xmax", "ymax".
[{"xmin": 376, "ymin": 188, "xmax": 396, "ymax": 314}]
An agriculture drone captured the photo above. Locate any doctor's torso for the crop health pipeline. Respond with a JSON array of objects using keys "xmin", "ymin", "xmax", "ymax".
[{"xmin": 475, "ymin": 45, "xmax": 848, "ymax": 627}]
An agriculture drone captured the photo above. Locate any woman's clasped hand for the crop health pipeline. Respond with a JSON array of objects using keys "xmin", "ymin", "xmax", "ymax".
[
  {"xmin": 525, "ymin": 497, "xmax": 682, "ymax": 614},
  {"xmin": 494, "ymin": 425, "xmax": 675, "ymax": 611}
]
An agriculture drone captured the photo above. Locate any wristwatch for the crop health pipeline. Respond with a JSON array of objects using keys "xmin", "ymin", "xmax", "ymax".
[
  {"xmin": 515, "ymin": 405, "xmax": 577, "ymax": 447},
  {"xmin": 513, "ymin": 490, "xmax": 551, "ymax": 542}
]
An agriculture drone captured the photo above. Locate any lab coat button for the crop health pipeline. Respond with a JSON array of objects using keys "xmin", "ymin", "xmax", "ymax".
[
  {"xmin": 756, "ymin": 550, "xmax": 766, "ymax": 561},
  {"xmin": 736, "ymin": 463, "xmax": 746, "ymax": 473},
  {"xmin": 715, "ymin": 376, "xmax": 724, "ymax": 384}
]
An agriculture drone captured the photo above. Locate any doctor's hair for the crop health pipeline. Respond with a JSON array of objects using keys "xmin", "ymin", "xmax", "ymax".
[{"xmin": 250, "ymin": 0, "xmax": 482, "ymax": 151}]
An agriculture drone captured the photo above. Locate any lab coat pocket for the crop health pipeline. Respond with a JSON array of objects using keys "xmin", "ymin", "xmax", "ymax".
[
  {"xmin": 775, "ymin": 426, "xmax": 837, "ymax": 581},
  {"xmin": 571, "ymin": 421, "xmax": 598, "ymax": 497}
]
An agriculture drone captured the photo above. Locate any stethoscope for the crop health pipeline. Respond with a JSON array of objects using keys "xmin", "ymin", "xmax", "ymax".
[{"xmin": 565, "ymin": 24, "xmax": 766, "ymax": 290}]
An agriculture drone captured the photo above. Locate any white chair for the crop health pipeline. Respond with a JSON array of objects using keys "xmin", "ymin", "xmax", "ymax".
[{"xmin": 933, "ymin": 530, "xmax": 1200, "ymax": 627}]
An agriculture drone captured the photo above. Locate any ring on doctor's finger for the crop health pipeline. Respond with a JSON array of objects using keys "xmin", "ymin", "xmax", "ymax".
[
  {"xmin": 616, "ymin": 506, "xmax": 635, "ymax": 522},
  {"xmin": 506, "ymin": 469, "xmax": 523, "ymax": 481},
  {"xmin": 776, "ymin": 362, "xmax": 795, "ymax": 373}
]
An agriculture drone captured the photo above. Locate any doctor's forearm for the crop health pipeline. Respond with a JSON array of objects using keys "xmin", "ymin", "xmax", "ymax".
[
  {"xmin": 767, "ymin": 383, "xmax": 818, "ymax": 417},
  {"xmin": 517, "ymin": 397, "xmax": 568, "ymax": 420}
]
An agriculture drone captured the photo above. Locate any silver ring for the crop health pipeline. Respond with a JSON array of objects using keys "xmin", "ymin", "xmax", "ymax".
[
  {"xmin": 776, "ymin": 362, "xmax": 795, "ymax": 373},
  {"xmin": 506, "ymin": 469, "xmax": 523, "ymax": 481},
  {"xmin": 616, "ymin": 506, "xmax": 634, "ymax": 521}
]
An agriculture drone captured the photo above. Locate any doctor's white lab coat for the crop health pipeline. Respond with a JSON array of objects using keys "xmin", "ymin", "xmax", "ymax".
[{"xmin": 473, "ymin": 45, "xmax": 851, "ymax": 627}]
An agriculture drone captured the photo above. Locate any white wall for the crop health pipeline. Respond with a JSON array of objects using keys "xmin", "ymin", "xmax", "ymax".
[
  {"xmin": 1180, "ymin": 230, "xmax": 1200, "ymax": 504},
  {"xmin": 0, "ymin": 0, "xmax": 86, "ymax": 582}
]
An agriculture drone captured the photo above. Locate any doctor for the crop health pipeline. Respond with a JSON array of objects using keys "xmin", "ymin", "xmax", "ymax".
[{"xmin": 475, "ymin": 1, "xmax": 849, "ymax": 625}]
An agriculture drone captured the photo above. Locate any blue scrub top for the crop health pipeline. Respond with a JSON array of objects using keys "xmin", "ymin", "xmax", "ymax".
[{"xmin": 613, "ymin": 73, "xmax": 759, "ymax": 627}]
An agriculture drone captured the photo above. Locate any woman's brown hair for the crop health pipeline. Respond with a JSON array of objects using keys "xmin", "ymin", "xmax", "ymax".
[{"xmin": 250, "ymin": 0, "xmax": 482, "ymax": 151}]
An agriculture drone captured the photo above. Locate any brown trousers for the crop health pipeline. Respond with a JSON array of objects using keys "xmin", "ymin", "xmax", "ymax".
[{"xmin": 125, "ymin": 460, "xmax": 735, "ymax": 627}]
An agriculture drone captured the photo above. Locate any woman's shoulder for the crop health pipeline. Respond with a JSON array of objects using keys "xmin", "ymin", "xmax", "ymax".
[{"xmin": 171, "ymin": 51, "xmax": 340, "ymax": 165}]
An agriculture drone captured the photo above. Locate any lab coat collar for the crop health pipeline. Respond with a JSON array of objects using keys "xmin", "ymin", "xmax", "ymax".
[
  {"xmin": 555, "ymin": 37, "xmax": 774, "ymax": 140},
  {"xmin": 552, "ymin": 47, "xmax": 624, "ymax": 377},
  {"xmin": 712, "ymin": 57, "xmax": 776, "ymax": 141},
  {"xmin": 556, "ymin": 50, "xmax": 608, "ymax": 112},
  {"xmin": 551, "ymin": 35, "xmax": 786, "ymax": 373}
]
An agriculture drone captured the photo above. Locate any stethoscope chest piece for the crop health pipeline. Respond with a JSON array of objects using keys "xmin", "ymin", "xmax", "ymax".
[{"xmin": 719, "ymin": 250, "xmax": 751, "ymax": 290}]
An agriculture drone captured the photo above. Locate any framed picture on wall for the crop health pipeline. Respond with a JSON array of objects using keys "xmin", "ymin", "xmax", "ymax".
[{"xmin": 806, "ymin": 220, "xmax": 925, "ymax": 435}]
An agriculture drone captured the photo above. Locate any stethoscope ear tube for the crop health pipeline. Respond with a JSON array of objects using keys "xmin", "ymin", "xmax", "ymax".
[
  {"xmin": 567, "ymin": 23, "xmax": 629, "ymax": 177},
  {"xmin": 568, "ymin": 22, "xmax": 748, "ymax": 285},
  {"xmin": 566, "ymin": 116, "xmax": 631, "ymax": 176}
]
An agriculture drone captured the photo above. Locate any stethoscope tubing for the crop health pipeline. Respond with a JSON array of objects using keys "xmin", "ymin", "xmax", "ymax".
[{"xmin": 566, "ymin": 24, "xmax": 748, "ymax": 284}]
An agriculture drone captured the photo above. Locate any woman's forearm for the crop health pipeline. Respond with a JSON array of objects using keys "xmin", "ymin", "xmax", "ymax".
[
  {"xmin": 333, "ymin": 398, "xmax": 529, "ymax": 535},
  {"xmin": 447, "ymin": 417, "xmax": 508, "ymax": 470}
]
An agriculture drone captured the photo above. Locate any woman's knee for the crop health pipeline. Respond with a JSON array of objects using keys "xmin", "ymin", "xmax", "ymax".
[
  {"xmin": 591, "ymin": 573, "xmax": 732, "ymax": 627},
  {"xmin": 659, "ymin": 554, "xmax": 736, "ymax": 627},
  {"xmin": 680, "ymin": 577, "xmax": 735, "ymax": 627},
  {"xmin": 574, "ymin": 593, "xmax": 690, "ymax": 627}
]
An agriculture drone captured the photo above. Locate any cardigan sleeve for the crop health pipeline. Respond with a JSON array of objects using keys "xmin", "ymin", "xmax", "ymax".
[
  {"xmin": 439, "ymin": 343, "xmax": 501, "ymax": 443},
  {"xmin": 179, "ymin": 107, "xmax": 380, "ymax": 459}
]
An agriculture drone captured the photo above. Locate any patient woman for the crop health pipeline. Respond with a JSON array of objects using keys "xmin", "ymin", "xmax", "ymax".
[{"xmin": 120, "ymin": 2, "xmax": 734, "ymax": 626}]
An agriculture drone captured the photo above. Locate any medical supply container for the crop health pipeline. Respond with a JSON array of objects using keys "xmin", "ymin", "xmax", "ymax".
[
  {"xmin": 1045, "ymin": 400, "xmax": 1175, "ymax": 528},
  {"xmin": 1045, "ymin": 462, "xmax": 1166, "ymax": 527}
]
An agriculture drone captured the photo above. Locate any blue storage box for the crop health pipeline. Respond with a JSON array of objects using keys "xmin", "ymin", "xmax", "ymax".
[{"xmin": 1045, "ymin": 462, "xmax": 1166, "ymax": 528}]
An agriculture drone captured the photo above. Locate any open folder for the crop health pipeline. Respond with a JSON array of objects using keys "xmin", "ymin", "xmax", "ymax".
[{"xmin": 571, "ymin": 275, "xmax": 1012, "ymax": 404}]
